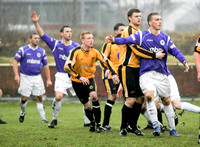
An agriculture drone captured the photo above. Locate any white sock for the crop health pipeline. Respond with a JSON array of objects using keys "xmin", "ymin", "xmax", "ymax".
[
  {"xmin": 20, "ymin": 99, "xmax": 27, "ymax": 114},
  {"xmin": 146, "ymin": 101, "xmax": 158, "ymax": 128},
  {"xmin": 142, "ymin": 110, "xmax": 151, "ymax": 123},
  {"xmin": 181, "ymin": 102, "xmax": 200, "ymax": 113},
  {"xmin": 164, "ymin": 104, "xmax": 175, "ymax": 130},
  {"xmin": 52, "ymin": 98, "xmax": 61, "ymax": 120},
  {"xmin": 37, "ymin": 103, "xmax": 46, "ymax": 120},
  {"xmin": 83, "ymin": 106, "xmax": 90, "ymax": 124},
  {"xmin": 159, "ymin": 103, "xmax": 164, "ymax": 112}
]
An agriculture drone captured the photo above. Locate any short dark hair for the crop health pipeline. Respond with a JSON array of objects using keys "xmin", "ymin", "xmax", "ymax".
[
  {"xmin": 29, "ymin": 33, "xmax": 38, "ymax": 39},
  {"xmin": 147, "ymin": 12, "xmax": 160, "ymax": 26},
  {"xmin": 60, "ymin": 25, "xmax": 71, "ymax": 33},
  {"xmin": 127, "ymin": 8, "xmax": 141, "ymax": 22},
  {"xmin": 114, "ymin": 23, "xmax": 125, "ymax": 31}
]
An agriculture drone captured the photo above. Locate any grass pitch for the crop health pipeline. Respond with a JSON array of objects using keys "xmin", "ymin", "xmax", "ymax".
[{"xmin": 0, "ymin": 100, "xmax": 200, "ymax": 147}]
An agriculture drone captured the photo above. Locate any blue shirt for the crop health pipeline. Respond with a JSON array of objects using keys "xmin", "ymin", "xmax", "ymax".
[
  {"xmin": 41, "ymin": 33, "xmax": 80, "ymax": 73},
  {"xmin": 14, "ymin": 44, "xmax": 48, "ymax": 76},
  {"xmin": 115, "ymin": 30, "xmax": 186, "ymax": 76}
]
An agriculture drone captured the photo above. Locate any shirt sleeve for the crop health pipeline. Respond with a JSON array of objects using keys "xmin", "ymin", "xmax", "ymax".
[
  {"xmin": 14, "ymin": 47, "xmax": 23, "ymax": 61},
  {"xmin": 40, "ymin": 33, "xmax": 57, "ymax": 51},
  {"xmin": 42, "ymin": 50, "xmax": 48, "ymax": 66},
  {"xmin": 168, "ymin": 37, "xmax": 186, "ymax": 63}
]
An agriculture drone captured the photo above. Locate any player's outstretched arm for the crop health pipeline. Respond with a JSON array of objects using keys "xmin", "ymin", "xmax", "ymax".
[
  {"xmin": 32, "ymin": 11, "xmax": 45, "ymax": 37},
  {"xmin": 183, "ymin": 61, "xmax": 189, "ymax": 73}
]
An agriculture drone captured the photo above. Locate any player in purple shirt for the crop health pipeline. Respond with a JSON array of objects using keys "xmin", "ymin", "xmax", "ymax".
[
  {"xmin": 13, "ymin": 33, "xmax": 52, "ymax": 123},
  {"xmin": 107, "ymin": 12, "xmax": 189, "ymax": 137},
  {"xmin": 32, "ymin": 12, "xmax": 81, "ymax": 128}
]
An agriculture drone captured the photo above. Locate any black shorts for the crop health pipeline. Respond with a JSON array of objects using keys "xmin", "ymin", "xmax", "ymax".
[
  {"xmin": 103, "ymin": 79, "xmax": 120, "ymax": 95},
  {"xmin": 118, "ymin": 65, "xmax": 143, "ymax": 98},
  {"xmin": 72, "ymin": 78, "xmax": 96, "ymax": 104}
]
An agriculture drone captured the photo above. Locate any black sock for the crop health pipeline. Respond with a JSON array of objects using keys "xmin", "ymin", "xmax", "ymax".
[
  {"xmin": 21, "ymin": 100, "xmax": 27, "ymax": 104},
  {"xmin": 92, "ymin": 100, "xmax": 101, "ymax": 124},
  {"xmin": 103, "ymin": 100, "xmax": 115, "ymax": 126},
  {"xmin": 157, "ymin": 109, "xmax": 163, "ymax": 125},
  {"xmin": 130, "ymin": 102, "xmax": 142, "ymax": 129},
  {"xmin": 84, "ymin": 108, "xmax": 94, "ymax": 122},
  {"xmin": 120, "ymin": 104, "xmax": 131, "ymax": 130}
]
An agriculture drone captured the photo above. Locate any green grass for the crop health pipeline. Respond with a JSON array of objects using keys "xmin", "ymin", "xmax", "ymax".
[{"xmin": 0, "ymin": 100, "xmax": 200, "ymax": 146}]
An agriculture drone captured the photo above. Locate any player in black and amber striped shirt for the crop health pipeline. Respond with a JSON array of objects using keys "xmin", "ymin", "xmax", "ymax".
[
  {"xmin": 101, "ymin": 23, "xmax": 125, "ymax": 131},
  {"xmin": 64, "ymin": 31, "xmax": 119, "ymax": 133}
]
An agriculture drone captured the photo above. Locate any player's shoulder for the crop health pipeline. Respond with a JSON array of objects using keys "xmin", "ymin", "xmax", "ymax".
[
  {"xmin": 71, "ymin": 41, "xmax": 80, "ymax": 47},
  {"xmin": 71, "ymin": 45, "xmax": 81, "ymax": 53}
]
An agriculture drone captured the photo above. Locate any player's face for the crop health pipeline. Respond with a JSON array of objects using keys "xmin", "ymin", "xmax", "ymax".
[
  {"xmin": 83, "ymin": 34, "xmax": 94, "ymax": 48},
  {"xmin": 30, "ymin": 35, "xmax": 40, "ymax": 47},
  {"xmin": 151, "ymin": 15, "xmax": 162, "ymax": 31},
  {"xmin": 61, "ymin": 27, "xmax": 72, "ymax": 41},
  {"xmin": 129, "ymin": 12, "xmax": 141, "ymax": 27},
  {"xmin": 115, "ymin": 26, "xmax": 125, "ymax": 35}
]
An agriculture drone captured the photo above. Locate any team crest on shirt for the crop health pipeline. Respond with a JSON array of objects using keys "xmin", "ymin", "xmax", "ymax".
[
  {"xmin": 89, "ymin": 85, "xmax": 93, "ymax": 89},
  {"xmin": 91, "ymin": 57, "xmax": 95, "ymax": 61},
  {"xmin": 37, "ymin": 53, "xmax": 41, "ymax": 57},
  {"xmin": 160, "ymin": 40, "xmax": 165, "ymax": 45}
]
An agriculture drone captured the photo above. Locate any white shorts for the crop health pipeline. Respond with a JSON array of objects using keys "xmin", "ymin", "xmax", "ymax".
[
  {"xmin": 18, "ymin": 73, "xmax": 45, "ymax": 97},
  {"xmin": 54, "ymin": 72, "xmax": 76, "ymax": 96},
  {"xmin": 140, "ymin": 71, "xmax": 170, "ymax": 99}
]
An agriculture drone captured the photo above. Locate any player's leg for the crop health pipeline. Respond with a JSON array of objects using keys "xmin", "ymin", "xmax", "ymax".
[
  {"xmin": 89, "ymin": 78, "xmax": 104, "ymax": 133},
  {"xmin": 102, "ymin": 79, "xmax": 118, "ymax": 131},
  {"xmin": 35, "ymin": 95, "xmax": 48, "ymax": 123},
  {"xmin": 33, "ymin": 74, "xmax": 47, "ymax": 123},
  {"xmin": 18, "ymin": 74, "xmax": 32, "ymax": 123},
  {"xmin": 83, "ymin": 106, "xmax": 90, "ymax": 127},
  {"xmin": 48, "ymin": 91, "xmax": 63, "ymax": 128}
]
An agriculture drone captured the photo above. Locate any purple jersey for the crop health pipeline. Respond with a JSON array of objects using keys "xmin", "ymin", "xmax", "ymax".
[
  {"xmin": 14, "ymin": 44, "xmax": 48, "ymax": 76},
  {"xmin": 115, "ymin": 30, "xmax": 186, "ymax": 76},
  {"xmin": 41, "ymin": 33, "xmax": 80, "ymax": 73}
]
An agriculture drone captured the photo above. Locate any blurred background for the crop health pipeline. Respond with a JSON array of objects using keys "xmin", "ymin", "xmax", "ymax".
[
  {"xmin": 0, "ymin": 0, "xmax": 200, "ymax": 57},
  {"xmin": 0, "ymin": 0, "xmax": 200, "ymax": 97}
]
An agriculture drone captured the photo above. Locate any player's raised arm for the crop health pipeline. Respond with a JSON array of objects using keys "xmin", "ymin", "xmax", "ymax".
[{"xmin": 32, "ymin": 11, "xmax": 45, "ymax": 37}]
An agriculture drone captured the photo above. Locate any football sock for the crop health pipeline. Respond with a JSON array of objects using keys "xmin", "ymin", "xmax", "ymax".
[
  {"xmin": 92, "ymin": 100, "xmax": 101, "ymax": 124},
  {"xmin": 157, "ymin": 109, "xmax": 163, "ymax": 124},
  {"xmin": 37, "ymin": 103, "xmax": 46, "ymax": 120},
  {"xmin": 84, "ymin": 108, "xmax": 94, "ymax": 122},
  {"xmin": 20, "ymin": 99, "xmax": 27, "ymax": 113},
  {"xmin": 142, "ymin": 110, "xmax": 151, "ymax": 124},
  {"xmin": 164, "ymin": 103, "xmax": 175, "ymax": 130},
  {"xmin": 120, "ymin": 104, "xmax": 131, "ymax": 130},
  {"xmin": 130, "ymin": 102, "xmax": 142, "ymax": 129},
  {"xmin": 146, "ymin": 101, "xmax": 158, "ymax": 128},
  {"xmin": 103, "ymin": 100, "xmax": 115, "ymax": 126},
  {"xmin": 83, "ymin": 106, "xmax": 90, "ymax": 124},
  {"xmin": 181, "ymin": 102, "xmax": 200, "ymax": 113},
  {"xmin": 52, "ymin": 98, "xmax": 61, "ymax": 120}
]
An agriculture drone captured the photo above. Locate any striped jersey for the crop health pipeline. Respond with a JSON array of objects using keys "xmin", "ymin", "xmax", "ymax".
[
  {"xmin": 119, "ymin": 25, "xmax": 156, "ymax": 68},
  {"xmin": 14, "ymin": 44, "xmax": 48, "ymax": 76},
  {"xmin": 64, "ymin": 45, "xmax": 117, "ymax": 83},
  {"xmin": 115, "ymin": 29, "xmax": 186, "ymax": 76},
  {"xmin": 41, "ymin": 33, "xmax": 80, "ymax": 73},
  {"xmin": 194, "ymin": 34, "xmax": 200, "ymax": 53}
]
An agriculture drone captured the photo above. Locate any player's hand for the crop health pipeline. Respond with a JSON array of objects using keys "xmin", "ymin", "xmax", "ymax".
[
  {"xmin": 112, "ymin": 75, "xmax": 120, "ymax": 85},
  {"xmin": 14, "ymin": 75, "xmax": 20, "ymax": 85},
  {"xmin": 32, "ymin": 11, "xmax": 40, "ymax": 23},
  {"xmin": 156, "ymin": 50, "xmax": 165, "ymax": 60},
  {"xmin": 46, "ymin": 80, "xmax": 52, "ymax": 87},
  {"xmin": 79, "ymin": 77, "xmax": 90, "ymax": 85},
  {"xmin": 183, "ymin": 61, "xmax": 189, "ymax": 72},
  {"xmin": 197, "ymin": 72, "xmax": 200, "ymax": 82},
  {"xmin": 117, "ymin": 83, "xmax": 123, "ymax": 99},
  {"xmin": 105, "ymin": 35, "xmax": 115, "ymax": 43},
  {"xmin": 105, "ymin": 69, "xmax": 110, "ymax": 78}
]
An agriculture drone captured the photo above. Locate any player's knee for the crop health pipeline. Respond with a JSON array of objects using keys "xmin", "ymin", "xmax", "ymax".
[
  {"xmin": 162, "ymin": 97, "xmax": 170, "ymax": 105},
  {"xmin": 90, "ymin": 92, "xmax": 97, "ymax": 101},
  {"xmin": 136, "ymin": 96, "xmax": 144, "ymax": 104}
]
